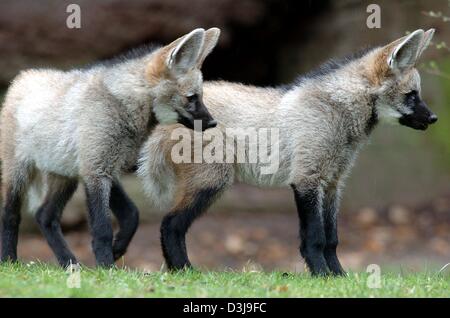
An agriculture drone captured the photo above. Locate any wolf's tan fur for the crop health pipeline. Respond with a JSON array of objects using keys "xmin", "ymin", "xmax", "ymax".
[
  {"xmin": 137, "ymin": 29, "xmax": 436, "ymax": 273},
  {"xmin": 0, "ymin": 28, "xmax": 221, "ymax": 266},
  {"xmin": 1, "ymin": 28, "xmax": 219, "ymax": 189}
]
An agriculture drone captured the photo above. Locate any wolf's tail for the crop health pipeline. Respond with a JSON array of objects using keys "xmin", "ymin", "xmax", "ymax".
[{"xmin": 137, "ymin": 127, "xmax": 177, "ymax": 211}]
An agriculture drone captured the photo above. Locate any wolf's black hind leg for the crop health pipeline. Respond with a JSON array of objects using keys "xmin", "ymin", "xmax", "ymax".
[
  {"xmin": 323, "ymin": 187, "xmax": 346, "ymax": 276},
  {"xmin": 35, "ymin": 177, "xmax": 78, "ymax": 267},
  {"xmin": 1, "ymin": 187, "xmax": 23, "ymax": 262}
]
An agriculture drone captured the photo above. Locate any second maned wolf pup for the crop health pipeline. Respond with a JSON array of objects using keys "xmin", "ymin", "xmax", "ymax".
[
  {"xmin": 138, "ymin": 29, "xmax": 437, "ymax": 275},
  {"xmin": 0, "ymin": 28, "xmax": 220, "ymax": 267}
]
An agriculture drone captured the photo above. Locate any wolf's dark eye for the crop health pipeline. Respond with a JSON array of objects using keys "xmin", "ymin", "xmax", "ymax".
[
  {"xmin": 185, "ymin": 94, "xmax": 198, "ymax": 112},
  {"xmin": 405, "ymin": 90, "xmax": 419, "ymax": 108},
  {"xmin": 186, "ymin": 94, "xmax": 198, "ymax": 103},
  {"xmin": 406, "ymin": 90, "xmax": 418, "ymax": 100}
]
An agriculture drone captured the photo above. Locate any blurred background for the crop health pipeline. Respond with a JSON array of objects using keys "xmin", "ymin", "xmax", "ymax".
[{"xmin": 0, "ymin": 0, "xmax": 449, "ymax": 273}]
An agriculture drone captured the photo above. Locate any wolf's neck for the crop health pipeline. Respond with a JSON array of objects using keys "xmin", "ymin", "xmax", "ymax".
[
  {"xmin": 284, "ymin": 70, "xmax": 377, "ymax": 140},
  {"xmin": 102, "ymin": 56, "xmax": 156, "ymax": 135},
  {"xmin": 103, "ymin": 55, "xmax": 153, "ymax": 107}
]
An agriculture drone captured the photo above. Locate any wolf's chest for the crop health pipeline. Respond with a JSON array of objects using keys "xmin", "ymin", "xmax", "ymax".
[{"xmin": 323, "ymin": 144, "xmax": 360, "ymax": 183}]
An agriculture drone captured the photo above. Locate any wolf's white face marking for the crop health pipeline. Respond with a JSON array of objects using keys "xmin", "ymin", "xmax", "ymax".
[
  {"xmin": 153, "ymin": 103, "xmax": 179, "ymax": 124},
  {"xmin": 376, "ymin": 69, "xmax": 419, "ymax": 123}
]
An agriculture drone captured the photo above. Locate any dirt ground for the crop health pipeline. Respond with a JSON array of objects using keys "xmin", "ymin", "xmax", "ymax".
[{"xmin": 16, "ymin": 193, "xmax": 450, "ymax": 273}]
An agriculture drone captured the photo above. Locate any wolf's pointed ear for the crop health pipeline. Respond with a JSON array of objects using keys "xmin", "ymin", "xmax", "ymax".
[
  {"xmin": 387, "ymin": 29, "xmax": 424, "ymax": 72},
  {"xmin": 416, "ymin": 28, "xmax": 435, "ymax": 59},
  {"xmin": 166, "ymin": 28, "xmax": 205, "ymax": 75},
  {"xmin": 196, "ymin": 27, "xmax": 221, "ymax": 68}
]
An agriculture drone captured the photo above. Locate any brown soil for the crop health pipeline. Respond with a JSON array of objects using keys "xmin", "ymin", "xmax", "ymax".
[{"xmin": 17, "ymin": 195, "xmax": 450, "ymax": 273}]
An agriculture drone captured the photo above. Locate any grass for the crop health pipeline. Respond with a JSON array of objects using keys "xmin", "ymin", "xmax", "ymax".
[{"xmin": 0, "ymin": 262, "xmax": 448, "ymax": 297}]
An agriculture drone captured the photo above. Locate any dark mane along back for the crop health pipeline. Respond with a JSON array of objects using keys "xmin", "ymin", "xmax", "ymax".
[
  {"xmin": 83, "ymin": 43, "xmax": 161, "ymax": 70},
  {"xmin": 279, "ymin": 46, "xmax": 374, "ymax": 91}
]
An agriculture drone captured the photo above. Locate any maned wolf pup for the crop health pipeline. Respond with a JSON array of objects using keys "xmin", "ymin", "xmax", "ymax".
[
  {"xmin": 0, "ymin": 27, "xmax": 220, "ymax": 267},
  {"xmin": 138, "ymin": 29, "xmax": 437, "ymax": 275}
]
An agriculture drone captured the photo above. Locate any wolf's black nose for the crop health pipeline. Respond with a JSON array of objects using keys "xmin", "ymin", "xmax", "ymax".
[
  {"xmin": 207, "ymin": 120, "xmax": 217, "ymax": 129},
  {"xmin": 428, "ymin": 114, "xmax": 438, "ymax": 124}
]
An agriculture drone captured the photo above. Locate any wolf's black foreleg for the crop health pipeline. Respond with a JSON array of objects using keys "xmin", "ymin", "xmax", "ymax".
[
  {"xmin": 84, "ymin": 177, "xmax": 115, "ymax": 267},
  {"xmin": 323, "ymin": 186, "xmax": 346, "ymax": 276},
  {"xmin": 160, "ymin": 188, "xmax": 221, "ymax": 270},
  {"xmin": 291, "ymin": 185, "xmax": 329, "ymax": 276},
  {"xmin": 109, "ymin": 181, "xmax": 139, "ymax": 260}
]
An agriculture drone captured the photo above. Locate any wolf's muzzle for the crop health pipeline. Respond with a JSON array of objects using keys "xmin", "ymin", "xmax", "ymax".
[
  {"xmin": 206, "ymin": 119, "xmax": 217, "ymax": 129},
  {"xmin": 399, "ymin": 97, "xmax": 437, "ymax": 130},
  {"xmin": 428, "ymin": 113, "xmax": 438, "ymax": 124},
  {"xmin": 177, "ymin": 113, "xmax": 216, "ymax": 131}
]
